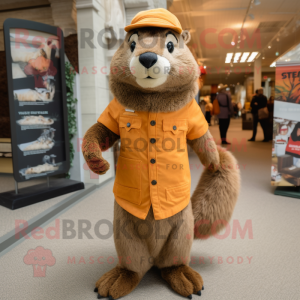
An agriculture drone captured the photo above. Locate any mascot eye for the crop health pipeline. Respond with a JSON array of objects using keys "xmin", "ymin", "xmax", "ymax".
[
  {"xmin": 130, "ymin": 41, "xmax": 136, "ymax": 52},
  {"xmin": 167, "ymin": 41, "xmax": 174, "ymax": 53}
]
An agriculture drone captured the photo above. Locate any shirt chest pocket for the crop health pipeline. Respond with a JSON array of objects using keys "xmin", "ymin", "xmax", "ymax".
[
  {"xmin": 119, "ymin": 116, "xmax": 142, "ymax": 149},
  {"xmin": 162, "ymin": 119, "xmax": 188, "ymax": 152}
]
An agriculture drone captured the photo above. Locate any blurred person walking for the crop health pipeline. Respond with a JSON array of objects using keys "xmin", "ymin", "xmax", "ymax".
[
  {"xmin": 266, "ymin": 95, "xmax": 275, "ymax": 141},
  {"xmin": 267, "ymin": 96, "xmax": 274, "ymax": 113},
  {"xmin": 199, "ymin": 98, "xmax": 206, "ymax": 116},
  {"xmin": 248, "ymin": 87, "xmax": 269, "ymax": 142},
  {"xmin": 217, "ymin": 84, "xmax": 233, "ymax": 144},
  {"xmin": 205, "ymin": 100, "xmax": 213, "ymax": 125}
]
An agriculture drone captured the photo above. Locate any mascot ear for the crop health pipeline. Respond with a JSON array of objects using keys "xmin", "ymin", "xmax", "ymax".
[{"xmin": 181, "ymin": 30, "xmax": 191, "ymax": 44}]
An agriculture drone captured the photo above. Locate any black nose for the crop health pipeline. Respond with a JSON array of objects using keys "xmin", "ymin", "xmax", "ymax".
[{"xmin": 139, "ymin": 52, "xmax": 158, "ymax": 69}]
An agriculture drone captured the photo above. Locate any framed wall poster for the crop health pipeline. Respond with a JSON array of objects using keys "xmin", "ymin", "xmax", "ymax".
[
  {"xmin": 271, "ymin": 61, "xmax": 300, "ymax": 187},
  {"xmin": 3, "ymin": 18, "xmax": 70, "ymax": 183}
]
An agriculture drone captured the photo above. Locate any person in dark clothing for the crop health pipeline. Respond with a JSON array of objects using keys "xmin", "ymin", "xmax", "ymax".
[
  {"xmin": 267, "ymin": 96, "xmax": 274, "ymax": 113},
  {"xmin": 233, "ymin": 102, "xmax": 238, "ymax": 118},
  {"xmin": 266, "ymin": 96, "xmax": 275, "ymax": 141},
  {"xmin": 248, "ymin": 87, "xmax": 269, "ymax": 142},
  {"xmin": 205, "ymin": 101, "xmax": 213, "ymax": 125},
  {"xmin": 217, "ymin": 84, "xmax": 233, "ymax": 144},
  {"xmin": 199, "ymin": 99, "xmax": 206, "ymax": 115}
]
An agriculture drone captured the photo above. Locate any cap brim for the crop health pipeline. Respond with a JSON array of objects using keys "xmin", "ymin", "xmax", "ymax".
[{"xmin": 125, "ymin": 17, "xmax": 182, "ymax": 34}]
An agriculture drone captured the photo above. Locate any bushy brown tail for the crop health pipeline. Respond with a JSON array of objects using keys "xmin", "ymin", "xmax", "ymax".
[{"xmin": 192, "ymin": 147, "xmax": 240, "ymax": 239}]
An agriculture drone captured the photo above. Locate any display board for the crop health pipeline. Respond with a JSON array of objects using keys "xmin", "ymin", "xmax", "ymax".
[
  {"xmin": 3, "ymin": 18, "xmax": 70, "ymax": 183},
  {"xmin": 271, "ymin": 61, "xmax": 300, "ymax": 186}
]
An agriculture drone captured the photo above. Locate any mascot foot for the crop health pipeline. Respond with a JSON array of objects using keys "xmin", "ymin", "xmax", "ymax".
[
  {"xmin": 161, "ymin": 265, "xmax": 204, "ymax": 298},
  {"xmin": 95, "ymin": 266, "xmax": 139, "ymax": 299}
]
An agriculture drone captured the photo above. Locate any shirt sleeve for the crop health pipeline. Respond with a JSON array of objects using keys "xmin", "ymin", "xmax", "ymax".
[
  {"xmin": 186, "ymin": 99, "xmax": 209, "ymax": 140},
  {"xmin": 97, "ymin": 98, "xmax": 122, "ymax": 136}
]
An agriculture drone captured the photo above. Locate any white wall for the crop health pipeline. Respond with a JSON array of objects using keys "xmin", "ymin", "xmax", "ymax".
[{"xmin": 76, "ymin": 0, "xmax": 114, "ymax": 184}]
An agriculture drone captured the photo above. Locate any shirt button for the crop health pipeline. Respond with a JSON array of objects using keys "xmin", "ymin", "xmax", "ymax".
[
  {"xmin": 150, "ymin": 159, "xmax": 156, "ymax": 164},
  {"xmin": 127, "ymin": 122, "xmax": 131, "ymax": 127},
  {"xmin": 150, "ymin": 120, "xmax": 156, "ymax": 126},
  {"xmin": 173, "ymin": 125, "xmax": 177, "ymax": 130},
  {"xmin": 151, "ymin": 180, "xmax": 157, "ymax": 185},
  {"xmin": 150, "ymin": 138, "xmax": 156, "ymax": 144}
]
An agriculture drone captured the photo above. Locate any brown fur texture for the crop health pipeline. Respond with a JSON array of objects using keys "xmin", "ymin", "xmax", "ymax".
[
  {"xmin": 161, "ymin": 265, "xmax": 203, "ymax": 297},
  {"xmin": 82, "ymin": 122, "xmax": 119, "ymax": 175},
  {"xmin": 109, "ymin": 28, "xmax": 199, "ymax": 112},
  {"xmin": 95, "ymin": 266, "xmax": 139, "ymax": 299},
  {"xmin": 191, "ymin": 146, "xmax": 240, "ymax": 238},
  {"xmin": 114, "ymin": 200, "xmax": 194, "ymax": 271},
  {"xmin": 94, "ymin": 201, "xmax": 195, "ymax": 298},
  {"xmin": 188, "ymin": 130, "xmax": 220, "ymax": 172}
]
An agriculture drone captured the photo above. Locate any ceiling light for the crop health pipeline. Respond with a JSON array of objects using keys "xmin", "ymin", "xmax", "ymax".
[
  {"xmin": 225, "ymin": 53, "xmax": 233, "ymax": 63},
  {"xmin": 262, "ymin": 57, "xmax": 265, "ymax": 59},
  {"xmin": 268, "ymin": 45, "xmax": 271, "ymax": 49},
  {"xmin": 204, "ymin": 65, "xmax": 207, "ymax": 69},
  {"xmin": 247, "ymin": 52, "xmax": 259, "ymax": 62},
  {"xmin": 270, "ymin": 62, "xmax": 276, "ymax": 67},
  {"xmin": 254, "ymin": 0, "xmax": 261, "ymax": 5},
  {"xmin": 277, "ymin": 38, "xmax": 280, "ymax": 42},
  {"xmin": 276, "ymin": 52, "xmax": 279, "ymax": 56},
  {"xmin": 248, "ymin": 64, "xmax": 251, "ymax": 66},
  {"xmin": 234, "ymin": 52, "xmax": 242, "ymax": 63},
  {"xmin": 231, "ymin": 41, "xmax": 235, "ymax": 46},
  {"xmin": 240, "ymin": 52, "xmax": 250, "ymax": 62}
]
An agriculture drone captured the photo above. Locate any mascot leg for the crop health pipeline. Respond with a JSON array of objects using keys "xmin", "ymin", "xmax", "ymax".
[
  {"xmin": 95, "ymin": 201, "xmax": 152, "ymax": 299},
  {"xmin": 155, "ymin": 203, "xmax": 204, "ymax": 298}
]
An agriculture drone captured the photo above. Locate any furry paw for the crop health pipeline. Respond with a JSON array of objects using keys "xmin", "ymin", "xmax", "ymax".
[
  {"xmin": 161, "ymin": 265, "xmax": 204, "ymax": 298},
  {"xmin": 95, "ymin": 267, "xmax": 140, "ymax": 299},
  {"xmin": 86, "ymin": 157, "xmax": 110, "ymax": 175}
]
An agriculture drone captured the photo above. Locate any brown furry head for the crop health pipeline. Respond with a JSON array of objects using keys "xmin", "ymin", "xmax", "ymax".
[
  {"xmin": 192, "ymin": 147, "xmax": 240, "ymax": 239},
  {"xmin": 109, "ymin": 28, "xmax": 199, "ymax": 113}
]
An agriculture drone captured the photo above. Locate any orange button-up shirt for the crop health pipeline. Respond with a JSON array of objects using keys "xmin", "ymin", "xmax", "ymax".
[{"xmin": 98, "ymin": 98, "xmax": 208, "ymax": 220}]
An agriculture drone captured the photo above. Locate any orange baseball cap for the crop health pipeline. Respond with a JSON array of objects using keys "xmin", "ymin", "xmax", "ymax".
[{"xmin": 124, "ymin": 8, "xmax": 183, "ymax": 34}]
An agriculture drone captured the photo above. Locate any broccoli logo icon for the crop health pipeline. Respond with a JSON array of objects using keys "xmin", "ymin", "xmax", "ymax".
[{"xmin": 23, "ymin": 246, "xmax": 56, "ymax": 277}]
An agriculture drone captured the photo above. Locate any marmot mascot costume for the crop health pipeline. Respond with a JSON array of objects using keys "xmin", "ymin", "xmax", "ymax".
[{"xmin": 82, "ymin": 8, "xmax": 240, "ymax": 300}]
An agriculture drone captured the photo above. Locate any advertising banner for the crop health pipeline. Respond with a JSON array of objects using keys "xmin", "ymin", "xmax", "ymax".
[
  {"xmin": 271, "ymin": 61, "xmax": 300, "ymax": 186},
  {"xmin": 3, "ymin": 19, "xmax": 70, "ymax": 182}
]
